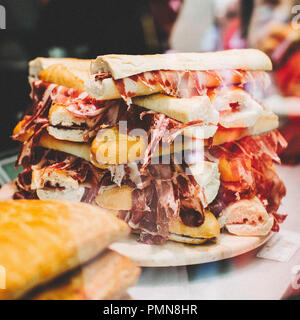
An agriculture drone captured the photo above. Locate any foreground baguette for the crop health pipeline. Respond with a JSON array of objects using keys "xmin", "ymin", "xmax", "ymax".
[
  {"xmin": 30, "ymin": 250, "xmax": 140, "ymax": 300},
  {"xmin": 0, "ymin": 200, "xmax": 130, "ymax": 300}
]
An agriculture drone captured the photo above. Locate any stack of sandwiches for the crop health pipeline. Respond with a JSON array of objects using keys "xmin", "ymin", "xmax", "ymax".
[
  {"xmin": 12, "ymin": 49, "xmax": 287, "ymax": 245},
  {"xmin": 0, "ymin": 200, "xmax": 140, "ymax": 300}
]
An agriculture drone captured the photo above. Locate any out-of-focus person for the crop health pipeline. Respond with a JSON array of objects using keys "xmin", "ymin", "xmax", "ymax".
[
  {"xmin": 201, "ymin": 0, "xmax": 244, "ymax": 51},
  {"xmin": 220, "ymin": 0, "xmax": 248, "ymax": 49},
  {"xmin": 149, "ymin": 0, "xmax": 183, "ymax": 52},
  {"xmin": 246, "ymin": 0, "xmax": 300, "ymax": 164},
  {"xmin": 248, "ymin": 0, "xmax": 293, "ymax": 49},
  {"xmin": 248, "ymin": 0, "xmax": 300, "ymax": 96}
]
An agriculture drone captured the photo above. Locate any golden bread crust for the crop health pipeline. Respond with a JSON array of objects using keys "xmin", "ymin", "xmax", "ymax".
[
  {"xmin": 0, "ymin": 200, "xmax": 130, "ymax": 300},
  {"xmin": 29, "ymin": 58, "xmax": 92, "ymax": 89},
  {"xmin": 96, "ymin": 186, "xmax": 220, "ymax": 242},
  {"xmin": 169, "ymin": 211, "xmax": 220, "ymax": 239},
  {"xmin": 39, "ymin": 64, "xmax": 85, "ymax": 91},
  {"xmin": 32, "ymin": 250, "xmax": 140, "ymax": 300}
]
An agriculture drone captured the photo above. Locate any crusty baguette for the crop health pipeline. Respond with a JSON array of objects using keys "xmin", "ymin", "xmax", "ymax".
[
  {"xmin": 218, "ymin": 197, "xmax": 274, "ymax": 236},
  {"xmin": 87, "ymin": 70, "xmax": 252, "ymax": 101},
  {"xmin": 31, "ymin": 250, "xmax": 140, "ymax": 300},
  {"xmin": 36, "ymin": 187, "xmax": 86, "ymax": 202},
  {"xmin": 133, "ymin": 94, "xmax": 219, "ymax": 124},
  {"xmin": 87, "ymin": 76, "xmax": 162, "ymax": 100},
  {"xmin": 168, "ymin": 210, "xmax": 220, "ymax": 242},
  {"xmin": 29, "ymin": 58, "xmax": 92, "ymax": 77},
  {"xmin": 207, "ymin": 110, "xmax": 278, "ymax": 146},
  {"xmin": 47, "ymin": 126, "xmax": 95, "ymax": 143},
  {"xmin": 96, "ymin": 185, "xmax": 220, "ymax": 243},
  {"xmin": 48, "ymin": 104, "xmax": 97, "ymax": 135},
  {"xmin": 97, "ymin": 186, "xmax": 133, "ymax": 211},
  {"xmin": 91, "ymin": 49, "xmax": 272, "ymax": 80},
  {"xmin": 133, "ymin": 88, "xmax": 273, "ymax": 128},
  {"xmin": 0, "ymin": 200, "xmax": 130, "ymax": 300},
  {"xmin": 39, "ymin": 133, "xmax": 91, "ymax": 161},
  {"xmin": 31, "ymin": 169, "xmax": 80, "ymax": 190},
  {"xmin": 29, "ymin": 58, "xmax": 92, "ymax": 89},
  {"xmin": 48, "ymin": 104, "xmax": 96, "ymax": 142}
]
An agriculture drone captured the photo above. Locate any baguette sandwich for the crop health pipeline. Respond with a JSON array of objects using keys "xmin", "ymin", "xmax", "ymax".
[{"xmin": 11, "ymin": 49, "xmax": 287, "ymax": 245}]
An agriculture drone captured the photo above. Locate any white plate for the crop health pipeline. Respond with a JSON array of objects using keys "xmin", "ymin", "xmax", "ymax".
[{"xmin": 110, "ymin": 232, "xmax": 273, "ymax": 267}]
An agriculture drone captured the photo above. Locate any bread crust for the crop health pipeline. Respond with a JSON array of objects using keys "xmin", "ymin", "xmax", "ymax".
[
  {"xmin": 96, "ymin": 185, "xmax": 133, "ymax": 211},
  {"xmin": 218, "ymin": 197, "xmax": 274, "ymax": 236},
  {"xmin": 133, "ymin": 94, "xmax": 219, "ymax": 124},
  {"xmin": 133, "ymin": 89, "xmax": 274, "ymax": 129},
  {"xmin": 49, "ymin": 104, "xmax": 96, "ymax": 128},
  {"xmin": 87, "ymin": 76, "xmax": 162, "ymax": 100},
  {"xmin": 39, "ymin": 133, "xmax": 91, "ymax": 161},
  {"xmin": 29, "ymin": 58, "xmax": 92, "ymax": 89},
  {"xmin": 47, "ymin": 126, "xmax": 93, "ymax": 143},
  {"xmin": 96, "ymin": 185, "xmax": 220, "ymax": 242},
  {"xmin": 36, "ymin": 187, "xmax": 86, "ymax": 202},
  {"xmin": 0, "ymin": 200, "xmax": 130, "ymax": 300},
  {"xmin": 31, "ymin": 250, "xmax": 140, "ymax": 300},
  {"xmin": 206, "ymin": 111, "xmax": 278, "ymax": 146},
  {"xmin": 169, "ymin": 211, "xmax": 220, "ymax": 240},
  {"xmin": 91, "ymin": 49, "xmax": 272, "ymax": 80},
  {"xmin": 29, "ymin": 58, "xmax": 92, "ymax": 79}
]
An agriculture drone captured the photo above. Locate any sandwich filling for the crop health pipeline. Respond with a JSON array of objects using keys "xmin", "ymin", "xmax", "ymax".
[
  {"xmin": 13, "ymin": 80, "xmax": 213, "ymax": 168},
  {"xmin": 13, "ymin": 130, "xmax": 287, "ymax": 244},
  {"xmin": 14, "ymin": 70, "xmax": 275, "ymax": 169},
  {"xmin": 92, "ymin": 69, "xmax": 270, "ymax": 103}
]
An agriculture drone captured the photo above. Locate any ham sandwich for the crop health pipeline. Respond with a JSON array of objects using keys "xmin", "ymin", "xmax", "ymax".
[{"xmin": 12, "ymin": 50, "xmax": 287, "ymax": 245}]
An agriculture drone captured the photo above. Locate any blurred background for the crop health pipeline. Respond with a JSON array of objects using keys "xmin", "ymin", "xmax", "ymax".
[
  {"xmin": 1, "ymin": 0, "xmax": 300, "ymax": 163},
  {"xmin": 0, "ymin": 0, "xmax": 300, "ymax": 300}
]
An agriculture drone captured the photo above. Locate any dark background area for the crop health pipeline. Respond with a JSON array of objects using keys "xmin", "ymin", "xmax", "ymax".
[{"xmin": 0, "ymin": 0, "xmax": 179, "ymax": 153}]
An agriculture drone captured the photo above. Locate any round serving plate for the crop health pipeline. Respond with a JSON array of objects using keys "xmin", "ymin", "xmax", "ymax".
[{"xmin": 110, "ymin": 232, "xmax": 273, "ymax": 267}]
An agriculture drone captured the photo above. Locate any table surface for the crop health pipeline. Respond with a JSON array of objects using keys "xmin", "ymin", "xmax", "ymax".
[{"xmin": 1, "ymin": 156, "xmax": 299, "ymax": 300}]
